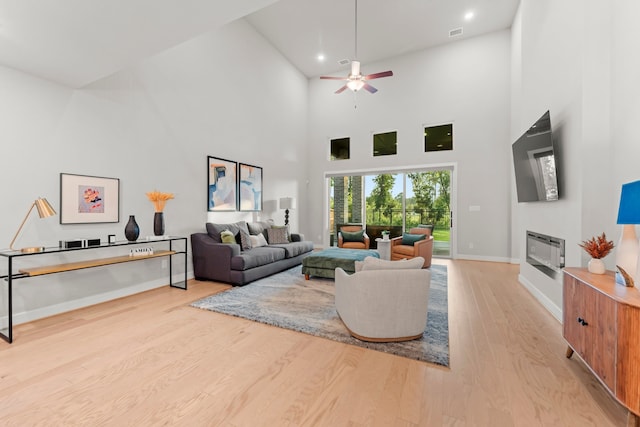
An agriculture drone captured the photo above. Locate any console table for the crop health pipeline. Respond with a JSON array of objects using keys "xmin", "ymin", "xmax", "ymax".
[
  {"xmin": 563, "ymin": 268, "xmax": 640, "ymax": 426},
  {"xmin": 0, "ymin": 236, "xmax": 187, "ymax": 344}
]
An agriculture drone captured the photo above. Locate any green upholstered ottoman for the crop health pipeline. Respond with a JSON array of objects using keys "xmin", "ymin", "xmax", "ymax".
[{"xmin": 302, "ymin": 248, "xmax": 380, "ymax": 279}]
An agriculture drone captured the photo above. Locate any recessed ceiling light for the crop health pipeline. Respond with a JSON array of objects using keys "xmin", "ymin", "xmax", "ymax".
[
  {"xmin": 317, "ymin": 53, "xmax": 326, "ymax": 62},
  {"xmin": 464, "ymin": 11, "xmax": 474, "ymax": 21}
]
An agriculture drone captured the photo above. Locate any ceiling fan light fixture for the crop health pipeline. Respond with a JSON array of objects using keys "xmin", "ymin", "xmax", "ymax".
[
  {"xmin": 347, "ymin": 80, "xmax": 365, "ymax": 91},
  {"xmin": 319, "ymin": 0, "xmax": 393, "ymax": 95}
]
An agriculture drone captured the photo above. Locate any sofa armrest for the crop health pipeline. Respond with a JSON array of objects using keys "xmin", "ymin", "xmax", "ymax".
[{"xmin": 191, "ymin": 233, "xmax": 240, "ymax": 282}]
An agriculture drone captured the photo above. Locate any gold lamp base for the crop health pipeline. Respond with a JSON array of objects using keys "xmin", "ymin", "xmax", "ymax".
[{"xmin": 20, "ymin": 246, "xmax": 45, "ymax": 253}]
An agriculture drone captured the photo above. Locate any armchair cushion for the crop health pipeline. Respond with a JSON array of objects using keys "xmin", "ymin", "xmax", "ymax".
[
  {"xmin": 341, "ymin": 229, "xmax": 365, "ymax": 242},
  {"xmin": 401, "ymin": 232, "xmax": 427, "ymax": 246},
  {"xmin": 360, "ymin": 256, "xmax": 425, "ymax": 271}
]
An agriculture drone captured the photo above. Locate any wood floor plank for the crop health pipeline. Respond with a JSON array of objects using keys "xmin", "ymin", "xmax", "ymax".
[{"xmin": 0, "ymin": 260, "xmax": 629, "ymax": 426}]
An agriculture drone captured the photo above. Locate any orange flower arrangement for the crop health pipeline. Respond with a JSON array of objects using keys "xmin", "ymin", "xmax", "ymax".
[
  {"xmin": 579, "ymin": 232, "xmax": 614, "ymax": 259},
  {"xmin": 146, "ymin": 190, "xmax": 174, "ymax": 212}
]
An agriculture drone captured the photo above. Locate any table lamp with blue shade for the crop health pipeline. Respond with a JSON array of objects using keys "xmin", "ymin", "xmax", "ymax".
[{"xmin": 616, "ymin": 180, "xmax": 640, "ymax": 286}]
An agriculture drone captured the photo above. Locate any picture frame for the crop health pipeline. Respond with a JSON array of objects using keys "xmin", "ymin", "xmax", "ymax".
[
  {"xmin": 208, "ymin": 156, "xmax": 238, "ymax": 211},
  {"xmin": 60, "ymin": 173, "xmax": 120, "ymax": 224},
  {"xmin": 239, "ymin": 163, "xmax": 263, "ymax": 212}
]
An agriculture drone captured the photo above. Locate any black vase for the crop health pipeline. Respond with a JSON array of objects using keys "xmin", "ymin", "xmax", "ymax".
[
  {"xmin": 153, "ymin": 212, "xmax": 165, "ymax": 236},
  {"xmin": 124, "ymin": 215, "xmax": 140, "ymax": 241}
]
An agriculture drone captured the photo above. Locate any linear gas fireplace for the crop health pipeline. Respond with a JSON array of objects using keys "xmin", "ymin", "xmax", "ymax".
[{"xmin": 526, "ymin": 231, "xmax": 565, "ymax": 279}]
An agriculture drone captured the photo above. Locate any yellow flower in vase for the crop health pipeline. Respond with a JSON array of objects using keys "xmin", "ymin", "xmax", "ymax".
[
  {"xmin": 146, "ymin": 190, "xmax": 174, "ymax": 236},
  {"xmin": 146, "ymin": 190, "xmax": 175, "ymax": 213}
]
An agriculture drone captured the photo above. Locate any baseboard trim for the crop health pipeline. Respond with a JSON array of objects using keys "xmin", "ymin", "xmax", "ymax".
[
  {"xmin": 6, "ymin": 272, "xmax": 194, "ymax": 327},
  {"xmin": 454, "ymin": 254, "xmax": 512, "ymax": 263},
  {"xmin": 517, "ymin": 273, "xmax": 562, "ymax": 322}
]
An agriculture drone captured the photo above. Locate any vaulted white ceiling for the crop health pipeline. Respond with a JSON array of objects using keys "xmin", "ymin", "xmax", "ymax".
[{"xmin": 0, "ymin": 0, "xmax": 520, "ymax": 88}]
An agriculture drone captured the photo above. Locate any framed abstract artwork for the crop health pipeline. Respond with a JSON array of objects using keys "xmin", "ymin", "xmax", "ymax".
[
  {"xmin": 60, "ymin": 173, "xmax": 120, "ymax": 224},
  {"xmin": 208, "ymin": 156, "xmax": 237, "ymax": 211},
  {"xmin": 239, "ymin": 163, "xmax": 263, "ymax": 212}
]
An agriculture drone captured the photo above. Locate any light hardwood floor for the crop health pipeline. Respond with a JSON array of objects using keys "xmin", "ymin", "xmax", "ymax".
[{"xmin": 0, "ymin": 260, "xmax": 628, "ymax": 426}]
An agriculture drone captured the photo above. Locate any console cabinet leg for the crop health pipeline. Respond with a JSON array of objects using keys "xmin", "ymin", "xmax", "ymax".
[{"xmin": 565, "ymin": 345, "xmax": 574, "ymax": 359}]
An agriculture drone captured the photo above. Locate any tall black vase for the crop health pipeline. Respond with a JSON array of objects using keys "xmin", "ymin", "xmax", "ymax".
[
  {"xmin": 153, "ymin": 212, "xmax": 165, "ymax": 236},
  {"xmin": 124, "ymin": 215, "xmax": 140, "ymax": 241}
]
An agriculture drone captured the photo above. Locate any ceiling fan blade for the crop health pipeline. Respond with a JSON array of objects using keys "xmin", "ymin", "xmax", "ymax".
[
  {"xmin": 335, "ymin": 85, "xmax": 349, "ymax": 94},
  {"xmin": 364, "ymin": 70, "xmax": 393, "ymax": 80},
  {"xmin": 362, "ymin": 83, "xmax": 378, "ymax": 94},
  {"xmin": 320, "ymin": 76, "xmax": 348, "ymax": 80}
]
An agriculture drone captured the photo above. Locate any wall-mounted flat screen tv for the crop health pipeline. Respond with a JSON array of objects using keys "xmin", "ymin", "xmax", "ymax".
[{"xmin": 512, "ymin": 110, "xmax": 559, "ymax": 202}]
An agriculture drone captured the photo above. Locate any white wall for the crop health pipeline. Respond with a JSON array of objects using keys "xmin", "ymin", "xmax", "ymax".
[
  {"xmin": 307, "ymin": 30, "xmax": 512, "ymax": 261},
  {"xmin": 511, "ymin": 0, "xmax": 640, "ymax": 320},
  {"xmin": 0, "ymin": 18, "xmax": 308, "ymax": 325}
]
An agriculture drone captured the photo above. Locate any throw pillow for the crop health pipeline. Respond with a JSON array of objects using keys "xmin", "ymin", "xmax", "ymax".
[
  {"xmin": 238, "ymin": 229, "xmax": 252, "ymax": 251},
  {"xmin": 271, "ymin": 225, "xmax": 290, "ymax": 242},
  {"xmin": 401, "ymin": 232, "xmax": 426, "ymax": 246},
  {"xmin": 361, "ymin": 256, "xmax": 424, "ymax": 271},
  {"xmin": 250, "ymin": 233, "xmax": 268, "ymax": 248},
  {"xmin": 220, "ymin": 229, "xmax": 236, "ymax": 244},
  {"xmin": 267, "ymin": 227, "xmax": 289, "ymax": 244},
  {"xmin": 341, "ymin": 229, "xmax": 364, "ymax": 242}
]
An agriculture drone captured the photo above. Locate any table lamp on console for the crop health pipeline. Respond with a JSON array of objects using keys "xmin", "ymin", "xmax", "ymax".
[
  {"xmin": 9, "ymin": 197, "xmax": 56, "ymax": 253},
  {"xmin": 615, "ymin": 180, "xmax": 640, "ymax": 286}
]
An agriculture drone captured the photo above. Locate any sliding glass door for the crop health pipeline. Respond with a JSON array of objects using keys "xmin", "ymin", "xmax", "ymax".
[{"xmin": 328, "ymin": 168, "xmax": 452, "ymax": 257}]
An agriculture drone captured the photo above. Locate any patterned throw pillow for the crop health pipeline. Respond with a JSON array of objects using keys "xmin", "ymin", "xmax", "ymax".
[
  {"xmin": 271, "ymin": 225, "xmax": 290, "ymax": 242},
  {"xmin": 238, "ymin": 229, "xmax": 252, "ymax": 251},
  {"xmin": 267, "ymin": 227, "xmax": 289, "ymax": 244}
]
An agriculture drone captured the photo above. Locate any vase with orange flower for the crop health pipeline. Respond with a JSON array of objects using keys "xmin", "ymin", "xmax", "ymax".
[
  {"xmin": 579, "ymin": 232, "xmax": 615, "ymax": 274},
  {"xmin": 146, "ymin": 190, "xmax": 175, "ymax": 236}
]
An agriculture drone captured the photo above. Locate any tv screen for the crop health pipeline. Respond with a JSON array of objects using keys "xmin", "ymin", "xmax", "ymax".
[{"xmin": 512, "ymin": 110, "xmax": 559, "ymax": 202}]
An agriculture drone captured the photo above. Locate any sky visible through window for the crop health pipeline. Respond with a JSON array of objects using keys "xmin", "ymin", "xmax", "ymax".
[{"xmin": 364, "ymin": 175, "xmax": 414, "ymax": 199}]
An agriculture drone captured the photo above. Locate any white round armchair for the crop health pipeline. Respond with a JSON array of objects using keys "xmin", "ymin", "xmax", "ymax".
[{"xmin": 334, "ymin": 257, "xmax": 431, "ymax": 342}]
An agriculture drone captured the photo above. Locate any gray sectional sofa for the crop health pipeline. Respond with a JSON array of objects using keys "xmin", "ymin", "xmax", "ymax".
[{"xmin": 191, "ymin": 220, "xmax": 314, "ymax": 286}]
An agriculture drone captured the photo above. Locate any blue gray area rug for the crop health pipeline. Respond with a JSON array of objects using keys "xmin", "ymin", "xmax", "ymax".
[{"xmin": 191, "ymin": 264, "xmax": 449, "ymax": 367}]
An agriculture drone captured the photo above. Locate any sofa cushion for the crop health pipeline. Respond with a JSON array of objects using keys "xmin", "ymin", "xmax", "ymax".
[
  {"xmin": 247, "ymin": 220, "xmax": 274, "ymax": 237},
  {"xmin": 361, "ymin": 256, "xmax": 425, "ymax": 271},
  {"xmin": 268, "ymin": 241, "xmax": 314, "ymax": 258},
  {"xmin": 401, "ymin": 232, "xmax": 426, "ymax": 246},
  {"xmin": 267, "ymin": 227, "xmax": 289, "ymax": 244},
  {"xmin": 393, "ymin": 245, "xmax": 417, "ymax": 257},
  {"xmin": 206, "ymin": 221, "xmax": 249, "ymax": 243},
  {"xmin": 342, "ymin": 229, "xmax": 365, "ymax": 242},
  {"xmin": 230, "ymin": 247, "xmax": 286, "ymax": 270}
]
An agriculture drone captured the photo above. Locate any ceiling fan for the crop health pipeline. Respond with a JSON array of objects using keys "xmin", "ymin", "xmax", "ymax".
[{"xmin": 320, "ymin": 0, "xmax": 393, "ymax": 94}]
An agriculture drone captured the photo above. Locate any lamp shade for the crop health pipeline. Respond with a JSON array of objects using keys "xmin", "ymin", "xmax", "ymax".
[
  {"xmin": 35, "ymin": 198, "xmax": 56, "ymax": 218},
  {"xmin": 10, "ymin": 197, "xmax": 56, "ymax": 252},
  {"xmin": 617, "ymin": 180, "xmax": 640, "ymax": 224},
  {"xmin": 279, "ymin": 197, "xmax": 297, "ymax": 210}
]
